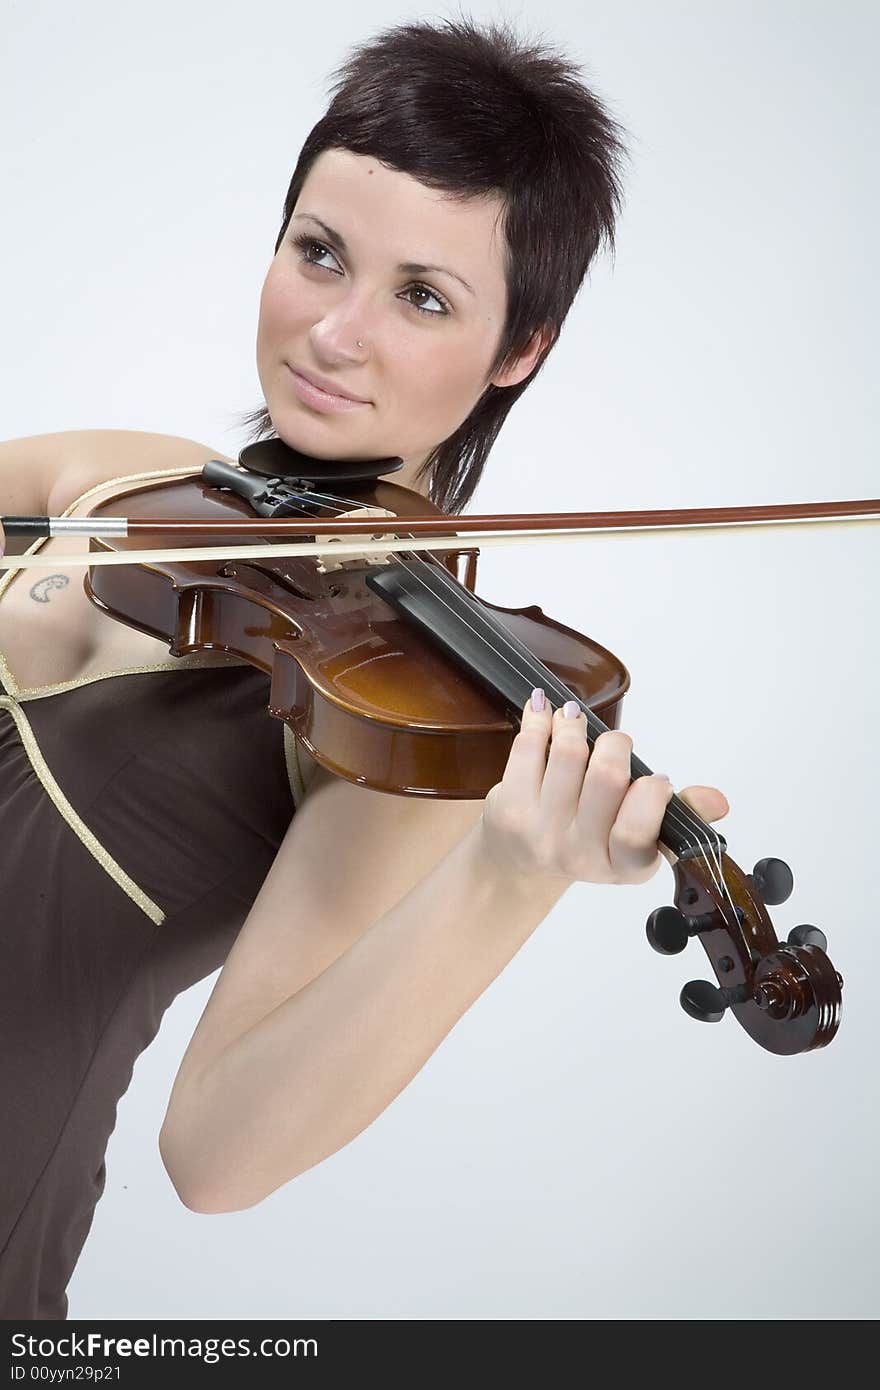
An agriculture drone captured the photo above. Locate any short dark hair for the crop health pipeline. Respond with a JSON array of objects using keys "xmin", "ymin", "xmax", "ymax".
[{"xmin": 237, "ymin": 11, "xmax": 630, "ymax": 514}]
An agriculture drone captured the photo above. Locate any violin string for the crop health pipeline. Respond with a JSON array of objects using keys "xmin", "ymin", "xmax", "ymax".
[
  {"xmin": 251, "ymin": 483, "xmax": 735, "ymax": 920},
  {"xmin": 268, "ymin": 483, "xmax": 724, "ymax": 861},
  {"xmin": 392, "ymin": 547, "xmax": 737, "ymax": 929},
  {"xmin": 394, "ymin": 540, "xmax": 736, "ymax": 919},
  {"xmin": 272, "ymin": 484, "xmax": 731, "ymax": 899},
  {"xmin": 281, "ymin": 485, "xmax": 722, "ymax": 858}
]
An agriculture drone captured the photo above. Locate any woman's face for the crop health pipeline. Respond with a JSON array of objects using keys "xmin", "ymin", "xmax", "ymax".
[{"xmin": 256, "ymin": 148, "xmax": 544, "ymax": 496}]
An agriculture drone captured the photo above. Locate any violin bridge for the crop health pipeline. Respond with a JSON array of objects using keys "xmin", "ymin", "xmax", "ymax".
[{"xmin": 313, "ymin": 506, "xmax": 400, "ymax": 573}]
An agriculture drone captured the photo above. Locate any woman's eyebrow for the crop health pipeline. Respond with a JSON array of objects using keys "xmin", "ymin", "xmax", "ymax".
[{"xmin": 291, "ymin": 212, "xmax": 476, "ymax": 295}]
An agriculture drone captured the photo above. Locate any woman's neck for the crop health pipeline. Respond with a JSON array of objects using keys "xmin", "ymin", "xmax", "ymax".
[{"xmin": 379, "ymin": 456, "xmax": 431, "ymax": 499}]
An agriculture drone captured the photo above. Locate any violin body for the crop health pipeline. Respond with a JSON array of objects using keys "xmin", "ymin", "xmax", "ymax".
[{"xmin": 84, "ymin": 470, "xmax": 629, "ymax": 797}]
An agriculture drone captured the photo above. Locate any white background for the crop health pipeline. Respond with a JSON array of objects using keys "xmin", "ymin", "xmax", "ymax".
[{"xmin": 2, "ymin": 0, "xmax": 877, "ymax": 1318}]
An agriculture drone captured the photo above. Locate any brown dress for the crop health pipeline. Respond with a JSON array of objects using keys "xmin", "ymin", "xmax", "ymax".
[{"xmin": 0, "ymin": 468, "xmax": 306, "ymax": 1319}]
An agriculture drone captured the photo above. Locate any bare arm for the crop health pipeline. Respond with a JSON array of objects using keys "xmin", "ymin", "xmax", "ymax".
[
  {"xmin": 159, "ymin": 692, "xmax": 727, "ymax": 1216},
  {"xmin": 160, "ymin": 795, "xmax": 567, "ymax": 1214},
  {"xmin": 0, "ymin": 432, "xmax": 73, "ymax": 554},
  {"xmin": 0, "ymin": 429, "xmax": 237, "ymax": 553}
]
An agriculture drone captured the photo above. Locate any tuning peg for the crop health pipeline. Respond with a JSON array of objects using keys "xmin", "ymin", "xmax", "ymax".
[
  {"xmin": 680, "ymin": 979, "xmax": 750, "ymax": 1023},
  {"xmin": 646, "ymin": 906, "xmax": 689, "ymax": 955},
  {"xmin": 646, "ymin": 905, "xmax": 715, "ymax": 955},
  {"xmin": 750, "ymin": 857, "xmax": 793, "ymax": 904},
  {"xmin": 787, "ymin": 923, "xmax": 827, "ymax": 952}
]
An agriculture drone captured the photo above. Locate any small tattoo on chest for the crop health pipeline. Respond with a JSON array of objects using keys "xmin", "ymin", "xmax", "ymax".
[{"xmin": 29, "ymin": 574, "xmax": 70, "ymax": 603}]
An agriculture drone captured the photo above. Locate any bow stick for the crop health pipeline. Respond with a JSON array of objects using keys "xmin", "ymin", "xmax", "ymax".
[{"xmin": 0, "ymin": 498, "xmax": 877, "ymax": 570}]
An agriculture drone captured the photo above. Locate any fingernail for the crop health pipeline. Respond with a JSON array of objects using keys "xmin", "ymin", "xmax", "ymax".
[
  {"xmin": 530, "ymin": 687, "xmax": 545, "ymax": 712},
  {"xmin": 654, "ymin": 773, "xmax": 671, "ymax": 782},
  {"xmin": 562, "ymin": 700, "xmax": 580, "ymax": 719}
]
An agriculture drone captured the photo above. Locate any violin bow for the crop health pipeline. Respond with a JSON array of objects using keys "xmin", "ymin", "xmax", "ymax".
[{"xmin": 0, "ymin": 497, "xmax": 878, "ymax": 570}]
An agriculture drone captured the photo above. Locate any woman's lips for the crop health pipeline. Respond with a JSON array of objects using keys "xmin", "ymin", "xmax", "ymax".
[{"xmin": 287, "ymin": 365, "xmax": 371, "ymax": 413}]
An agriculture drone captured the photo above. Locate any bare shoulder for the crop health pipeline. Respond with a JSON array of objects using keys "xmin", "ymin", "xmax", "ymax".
[
  {"xmin": 45, "ymin": 428, "xmax": 238, "ymax": 515},
  {"xmin": 164, "ymin": 764, "xmax": 485, "ymax": 1102}
]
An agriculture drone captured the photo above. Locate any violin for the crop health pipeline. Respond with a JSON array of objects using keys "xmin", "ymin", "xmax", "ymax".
[{"xmin": 4, "ymin": 438, "xmax": 863, "ymax": 1056}]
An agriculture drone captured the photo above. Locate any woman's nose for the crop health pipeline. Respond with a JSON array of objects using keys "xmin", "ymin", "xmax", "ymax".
[{"xmin": 311, "ymin": 291, "xmax": 377, "ymax": 356}]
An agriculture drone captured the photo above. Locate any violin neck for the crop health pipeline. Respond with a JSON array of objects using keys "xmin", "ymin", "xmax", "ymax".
[{"xmin": 366, "ymin": 555, "xmax": 724, "ymax": 863}]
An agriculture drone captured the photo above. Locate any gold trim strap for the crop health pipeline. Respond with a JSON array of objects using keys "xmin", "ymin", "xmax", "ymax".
[
  {"xmin": 0, "ymin": 695, "xmax": 166, "ymax": 925},
  {"xmin": 63, "ymin": 462, "xmax": 307, "ymax": 809},
  {"xmin": 283, "ymin": 723, "xmax": 306, "ymax": 807},
  {"xmin": 0, "ymin": 458, "xmax": 305, "ymax": 933},
  {"xmin": 12, "ymin": 655, "xmax": 253, "ymax": 703},
  {"xmin": 0, "ymin": 462, "xmax": 205, "ymax": 600},
  {"xmin": 69, "ymin": 462, "xmax": 308, "ymax": 810},
  {"xmin": 0, "ymin": 463, "xmax": 213, "ymax": 700}
]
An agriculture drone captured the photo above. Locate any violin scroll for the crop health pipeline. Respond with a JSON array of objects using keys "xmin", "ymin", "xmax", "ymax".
[{"xmin": 646, "ymin": 849, "xmax": 842, "ymax": 1054}]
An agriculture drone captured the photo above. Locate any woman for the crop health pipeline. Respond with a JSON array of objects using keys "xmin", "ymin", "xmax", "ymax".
[{"xmin": 0, "ymin": 16, "xmax": 727, "ymax": 1318}]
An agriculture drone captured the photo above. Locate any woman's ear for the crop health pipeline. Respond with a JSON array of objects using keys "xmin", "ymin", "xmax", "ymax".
[{"xmin": 490, "ymin": 325, "xmax": 556, "ymax": 390}]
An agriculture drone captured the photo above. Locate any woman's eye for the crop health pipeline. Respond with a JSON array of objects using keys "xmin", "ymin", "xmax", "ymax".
[
  {"xmin": 402, "ymin": 285, "xmax": 449, "ymax": 317},
  {"xmin": 296, "ymin": 237, "xmax": 339, "ymax": 272},
  {"xmin": 292, "ymin": 234, "xmax": 449, "ymax": 317}
]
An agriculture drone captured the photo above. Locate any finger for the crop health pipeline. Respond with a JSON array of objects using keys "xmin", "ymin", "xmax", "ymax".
[
  {"xmin": 570, "ymin": 728, "xmax": 634, "ymax": 852},
  {"xmin": 538, "ymin": 700, "xmax": 591, "ymax": 833},
  {"xmin": 607, "ymin": 772, "xmax": 676, "ymax": 879},
  {"xmin": 676, "ymin": 784, "xmax": 729, "ymax": 822},
  {"xmin": 499, "ymin": 688, "xmax": 554, "ymax": 807}
]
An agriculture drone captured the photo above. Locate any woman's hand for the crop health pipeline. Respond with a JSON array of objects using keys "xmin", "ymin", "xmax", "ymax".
[
  {"xmin": 479, "ymin": 688, "xmax": 729, "ymax": 888},
  {"xmin": 0, "ymin": 518, "xmax": 5, "ymax": 556}
]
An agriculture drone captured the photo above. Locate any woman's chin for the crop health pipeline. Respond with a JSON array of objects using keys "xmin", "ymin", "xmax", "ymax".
[{"xmin": 269, "ymin": 406, "xmax": 356, "ymax": 452}]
